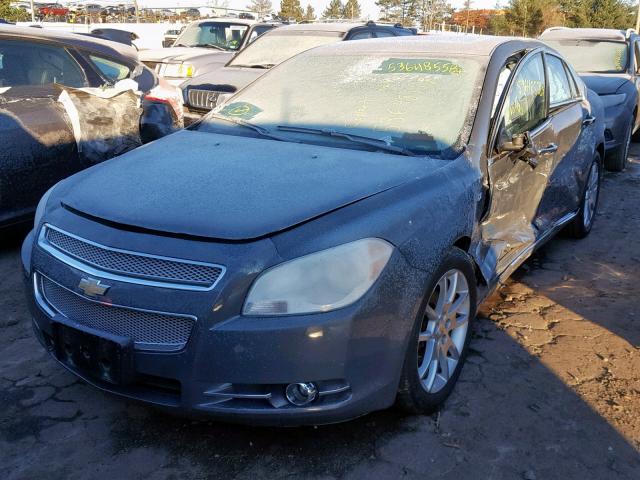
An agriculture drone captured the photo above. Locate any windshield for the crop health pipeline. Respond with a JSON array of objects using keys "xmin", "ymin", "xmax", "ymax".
[
  {"xmin": 198, "ymin": 52, "xmax": 484, "ymax": 157},
  {"xmin": 228, "ymin": 31, "xmax": 343, "ymax": 68},
  {"xmin": 545, "ymin": 40, "xmax": 628, "ymax": 73},
  {"xmin": 174, "ymin": 22, "xmax": 249, "ymax": 51}
]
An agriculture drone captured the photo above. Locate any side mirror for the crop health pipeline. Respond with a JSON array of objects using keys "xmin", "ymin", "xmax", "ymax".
[{"xmin": 499, "ymin": 133, "xmax": 527, "ymax": 153}]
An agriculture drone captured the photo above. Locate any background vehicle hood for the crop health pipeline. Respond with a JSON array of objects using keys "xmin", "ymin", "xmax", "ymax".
[
  {"xmin": 139, "ymin": 47, "xmax": 234, "ymax": 64},
  {"xmin": 57, "ymin": 130, "xmax": 441, "ymax": 240},
  {"xmin": 182, "ymin": 66, "xmax": 265, "ymax": 92},
  {"xmin": 580, "ymin": 74, "xmax": 630, "ymax": 95}
]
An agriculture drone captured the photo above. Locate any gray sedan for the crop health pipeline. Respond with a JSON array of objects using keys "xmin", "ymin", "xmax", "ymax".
[{"xmin": 22, "ymin": 36, "xmax": 604, "ymax": 425}]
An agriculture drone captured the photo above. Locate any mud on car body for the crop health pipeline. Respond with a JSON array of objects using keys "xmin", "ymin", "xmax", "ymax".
[
  {"xmin": 540, "ymin": 27, "xmax": 640, "ymax": 171},
  {"xmin": 22, "ymin": 36, "xmax": 605, "ymax": 425},
  {"xmin": 0, "ymin": 25, "xmax": 183, "ymax": 229}
]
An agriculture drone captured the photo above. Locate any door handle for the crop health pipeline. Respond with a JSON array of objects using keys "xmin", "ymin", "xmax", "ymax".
[
  {"xmin": 538, "ymin": 143, "xmax": 558, "ymax": 155},
  {"xmin": 582, "ymin": 115, "xmax": 596, "ymax": 126}
]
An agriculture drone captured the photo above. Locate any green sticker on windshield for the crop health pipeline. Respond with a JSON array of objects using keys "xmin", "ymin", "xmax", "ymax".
[
  {"xmin": 374, "ymin": 58, "xmax": 463, "ymax": 75},
  {"xmin": 219, "ymin": 102, "xmax": 262, "ymax": 120}
]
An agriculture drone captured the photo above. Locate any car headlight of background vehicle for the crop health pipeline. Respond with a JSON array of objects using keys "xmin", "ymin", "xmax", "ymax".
[
  {"xmin": 243, "ymin": 238, "xmax": 394, "ymax": 316},
  {"xmin": 163, "ymin": 63, "xmax": 195, "ymax": 78},
  {"xmin": 600, "ymin": 93, "xmax": 626, "ymax": 108},
  {"xmin": 33, "ymin": 186, "xmax": 55, "ymax": 230}
]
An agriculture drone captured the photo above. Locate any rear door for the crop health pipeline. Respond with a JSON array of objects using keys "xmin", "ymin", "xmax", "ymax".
[
  {"xmin": 0, "ymin": 38, "xmax": 85, "ymax": 224},
  {"xmin": 479, "ymin": 51, "xmax": 558, "ymax": 278},
  {"xmin": 535, "ymin": 52, "xmax": 588, "ymax": 227}
]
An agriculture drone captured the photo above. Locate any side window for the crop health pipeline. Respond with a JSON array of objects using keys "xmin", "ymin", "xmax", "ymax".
[
  {"xmin": 349, "ymin": 31, "xmax": 374, "ymax": 40},
  {"xmin": 89, "ymin": 55, "xmax": 130, "ymax": 83},
  {"xmin": 0, "ymin": 40, "xmax": 86, "ymax": 88},
  {"xmin": 501, "ymin": 52, "xmax": 546, "ymax": 138},
  {"xmin": 562, "ymin": 62, "xmax": 578, "ymax": 98},
  {"xmin": 546, "ymin": 54, "xmax": 572, "ymax": 105},
  {"xmin": 374, "ymin": 30, "xmax": 395, "ymax": 38}
]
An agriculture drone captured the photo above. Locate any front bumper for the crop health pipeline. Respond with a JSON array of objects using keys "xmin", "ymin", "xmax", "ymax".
[{"xmin": 22, "ymin": 222, "xmax": 425, "ymax": 426}]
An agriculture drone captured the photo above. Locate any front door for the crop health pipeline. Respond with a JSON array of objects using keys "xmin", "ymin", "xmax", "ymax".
[{"xmin": 479, "ymin": 51, "xmax": 558, "ymax": 280}]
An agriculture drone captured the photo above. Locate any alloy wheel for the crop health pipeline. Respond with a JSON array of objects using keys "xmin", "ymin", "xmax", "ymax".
[
  {"xmin": 417, "ymin": 269, "xmax": 470, "ymax": 393},
  {"xmin": 583, "ymin": 161, "xmax": 599, "ymax": 229}
]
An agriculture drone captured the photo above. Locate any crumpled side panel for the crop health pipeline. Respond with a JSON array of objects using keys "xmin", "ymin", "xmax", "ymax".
[{"xmin": 57, "ymin": 85, "xmax": 142, "ymax": 164}]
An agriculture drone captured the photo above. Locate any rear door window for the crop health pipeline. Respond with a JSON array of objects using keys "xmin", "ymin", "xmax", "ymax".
[
  {"xmin": 374, "ymin": 30, "xmax": 396, "ymax": 38},
  {"xmin": 0, "ymin": 39, "xmax": 86, "ymax": 88},
  {"xmin": 349, "ymin": 30, "xmax": 374, "ymax": 40},
  {"xmin": 546, "ymin": 54, "xmax": 573, "ymax": 105},
  {"xmin": 89, "ymin": 55, "xmax": 130, "ymax": 83}
]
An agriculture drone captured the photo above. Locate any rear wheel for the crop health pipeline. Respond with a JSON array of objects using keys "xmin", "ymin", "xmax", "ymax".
[
  {"xmin": 605, "ymin": 119, "xmax": 632, "ymax": 171},
  {"xmin": 568, "ymin": 153, "xmax": 601, "ymax": 239},
  {"xmin": 396, "ymin": 248, "xmax": 477, "ymax": 414}
]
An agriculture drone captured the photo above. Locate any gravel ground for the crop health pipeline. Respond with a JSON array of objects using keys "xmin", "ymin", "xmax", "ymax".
[{"xmin": 1, "ymin": 151, "xmax": 639, "ymax": 480}]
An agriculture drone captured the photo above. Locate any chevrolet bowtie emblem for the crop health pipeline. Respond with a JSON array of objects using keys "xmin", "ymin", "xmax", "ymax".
[{"xmin": 78, "ymin": 278, "xmax": 110, "ymax": 297}]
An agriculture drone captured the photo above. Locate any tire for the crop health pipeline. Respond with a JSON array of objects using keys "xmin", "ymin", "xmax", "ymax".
[
  {"xmin": 604, "ymin": 119, "xmax": 632, "ymax": 172},
  {"xmin": 567, "ymin": 153, "xmax": 601, "ymax": 239},
  {"xmin": 396, "ymin": 247, "xmax": 477, "ymax": 414}
]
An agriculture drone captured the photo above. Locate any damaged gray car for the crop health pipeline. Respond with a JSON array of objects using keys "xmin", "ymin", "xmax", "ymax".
[
  {"xmin": 23, "ymin": 36, "xmax": 604, "ymax": 425},
  {"xmin": 0, "ymin": 26, "xmax": 184, "ymax": 229}
]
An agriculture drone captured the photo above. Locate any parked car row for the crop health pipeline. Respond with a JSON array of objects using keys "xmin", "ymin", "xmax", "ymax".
[
  {"xmin": 180, "ymin": 21, "xmax": 416, "ymax": 122},
  {"xmin": 16, "ymin": 25, "xmax": 610, "ymax": 425}
]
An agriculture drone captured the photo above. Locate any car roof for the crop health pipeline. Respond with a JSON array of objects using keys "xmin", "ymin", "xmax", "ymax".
[
  {"xmin": 540, "ymin": 27, "xmax": 631, "ymax": 42},
  {"xmin": 302, "ymin": 34, "xmax": 544, "ymax": 57},
  {"xmin": 189, "ymin": 17, "xmax": 255, "ymax": 26},
  {"xmin": 274, "ymin": 22, "xmax": 371, "ymax": 34},
  {"xmin": 0, "ymin": 25, "xmax": 139, "ymax": 63}
]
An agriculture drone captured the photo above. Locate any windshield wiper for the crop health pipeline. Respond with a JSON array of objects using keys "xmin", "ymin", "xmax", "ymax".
[
  {"xmin": 193, "ymin": 43, "xmax": 227, "ymax": 51},
  {"xmin": 208, "ymin": 113, "xmax": 292, "ymax": 142},
  {"xmin": 276, "ymin": 125, "xmax": 418, "ymax": 156},
  {"xmin": 230, "ymin": 63, "xmax": 274, "ymax": 69}
]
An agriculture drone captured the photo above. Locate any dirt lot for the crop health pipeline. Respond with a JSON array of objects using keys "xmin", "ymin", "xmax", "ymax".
[{"xmin": 1, "ymin": 151, "xmax": 639, "ymax": 480}]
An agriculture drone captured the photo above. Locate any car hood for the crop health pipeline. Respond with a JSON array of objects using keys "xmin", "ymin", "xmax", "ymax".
[
  {"xmin": 139, "ymin": 47, "xmax": 235, "ymax": 64},
  {"xmin": 182, "ymin": 65, "xmax": 265, "ymax": 92},
  {"xmin": 580, "ymin": 74, "xmax": 631, "ymax": 95},
  {"xmin": 56, "ymin": 130, "xmax": 443, "ymax": 240}
]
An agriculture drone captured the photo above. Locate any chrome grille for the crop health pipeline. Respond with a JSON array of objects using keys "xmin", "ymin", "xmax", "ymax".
[
  {"xmin": 187, "ymin": 88, "xmax": 220, "ymax": 111},
  {"xmin": 39, "ymin": 274, "xmax": 194, "ymax": 351},
  {"xmin": 43, "ymin": 226, "xmax": 223, "ymax": 289}
]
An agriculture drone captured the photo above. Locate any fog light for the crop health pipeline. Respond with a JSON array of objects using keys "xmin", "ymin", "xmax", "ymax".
[{"xmin": 285, "ymin": 382, "xmax": 318, "ymax": 406}]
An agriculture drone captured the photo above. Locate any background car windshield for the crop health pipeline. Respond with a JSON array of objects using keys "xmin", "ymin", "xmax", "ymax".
[
  {"xmin": 176, "ymin": 22, "xmax": 248, "ymax": 50},
  {"xmin": 202, "ymin": 52, "xmax": 483, "ymax": 156},
  {"xmin": 228, "ymin": 31, "xmax": 343, "ymax": 67},
  {"xmin": 545, "ymin": 40, "xmax": 628, "ymax": 73}
]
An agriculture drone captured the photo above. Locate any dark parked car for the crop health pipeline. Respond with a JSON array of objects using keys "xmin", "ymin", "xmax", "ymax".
[
  {"xmin": 540, "ymin": 27, "xmax": 640, "ymax": 171},
  {"xmin": 182, "ymin": 21, "xmax": 415, "ymax": 122},
  {"xmin": 0, "ymin": 26, "xmax": 183, "ymax": 229},
  {"xmin": 23, "ymin": 36, "xmax": 604, "ymax": 425}
]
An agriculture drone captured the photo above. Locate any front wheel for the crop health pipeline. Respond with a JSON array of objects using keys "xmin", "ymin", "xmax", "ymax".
[
  {"xmin": 567, "ymin": 153, "xmax": 601, "ymax": 239},
  {"xmin": 396, "ymin": 247, "xmax": 477, "ymax": 414}
]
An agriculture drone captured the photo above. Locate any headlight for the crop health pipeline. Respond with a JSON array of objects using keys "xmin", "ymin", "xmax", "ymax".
[
  {"xmin": 600, "ymin": 93, "xmax": 626, "ymax": 108},
  {"xmin": 243, "ymin": 238, "xmax": 394, "ymax": 316},
  {"xmin": 34, "ymin": 186, "xmax": 55, "ymax": 230},
  {"xmin": 163, "ymin": 63, "xmax": 195, "ymax": 78}
]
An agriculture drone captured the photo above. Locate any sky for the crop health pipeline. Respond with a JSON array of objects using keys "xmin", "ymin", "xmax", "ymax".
[{"xmin": 136, "ymin": 0, "xmax": 500, "ymax": 20}]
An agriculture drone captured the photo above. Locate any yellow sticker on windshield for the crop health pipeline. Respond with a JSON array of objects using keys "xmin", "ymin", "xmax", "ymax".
[
  {"xmin": 219, "ymin": 102, "xmax": 262, "ymax": 120},
  {"xmin": 374, "ymin": 58, "xmax": 463, "ymax": 75}
]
